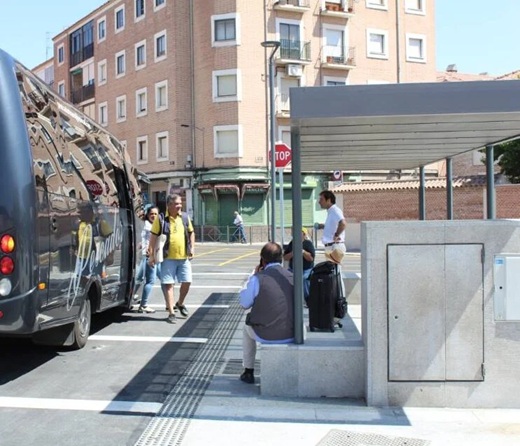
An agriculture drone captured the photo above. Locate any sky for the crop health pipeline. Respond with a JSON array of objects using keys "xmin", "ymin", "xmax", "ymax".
[{"xmin": 0, "ymin": 0, "xmax": 519, "ymax": 75}]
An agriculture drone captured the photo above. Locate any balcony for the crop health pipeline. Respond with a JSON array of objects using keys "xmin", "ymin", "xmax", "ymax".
[
  {"xmin": 71, "ymin": 83, "xmax": 95, "ymax": 104},
  {"xmin": 70, "ymin": 43, "xmax": 94, "ymax": 68},
  {"xmin": 322, "ymin": 47, "xmax": 356, "ymax": 70},
  {"xmin": 273, "ymin": 0, "xmax": 310, "ymax": 13},
  {"xmin": 276, "ymin": 39, "xmax": 311, "ymax": 64},
  {"xmin": 320, "ymin": 0, "xmax": 355, "ymax": 18},
  {"xmin": 275, "ymin": 93, "xmax": 291, "ymax": 119}
]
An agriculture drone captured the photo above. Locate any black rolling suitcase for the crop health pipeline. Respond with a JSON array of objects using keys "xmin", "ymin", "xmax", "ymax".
[{"xmin": 308, "ymin": 261, "xmax": 343, "ymax": 332}]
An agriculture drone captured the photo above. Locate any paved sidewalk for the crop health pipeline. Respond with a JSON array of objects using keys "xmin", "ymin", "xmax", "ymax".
[{"xmin": 135, "ymin": 303, "xmax": 520, "ymax": 446}]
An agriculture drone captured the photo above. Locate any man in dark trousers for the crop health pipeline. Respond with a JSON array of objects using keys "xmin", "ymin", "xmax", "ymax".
[{"xmin": 238, "ymin": 242, "xmax": 294, "ymax": 384}]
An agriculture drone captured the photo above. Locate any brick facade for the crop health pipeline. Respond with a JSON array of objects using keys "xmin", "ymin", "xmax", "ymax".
[{"xmin": 341, "ymin": 184, "xmax": 520, "ymax": 222}]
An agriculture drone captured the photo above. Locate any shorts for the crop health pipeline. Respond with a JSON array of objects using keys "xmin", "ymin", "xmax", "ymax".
[{"xmin": 160, "ymin": 258, "xmax": 192, "ymax": 284}]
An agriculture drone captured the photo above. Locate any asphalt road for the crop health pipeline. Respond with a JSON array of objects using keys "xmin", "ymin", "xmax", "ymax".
[{"xmin": 0, "ymin": 243, "xmax": 360, "ymax": 446}]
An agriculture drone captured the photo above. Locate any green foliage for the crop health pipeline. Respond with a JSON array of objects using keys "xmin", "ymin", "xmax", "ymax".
[{"xmin": 481, "ymin": 140, "xmax": 520, "ymax": 183}]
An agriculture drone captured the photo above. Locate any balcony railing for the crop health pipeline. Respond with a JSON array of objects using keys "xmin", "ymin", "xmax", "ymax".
[
  {"xmin": 274, "ymin": 0, "xmax": 310, "ymax": 8},
  {"xmin": 278, "ymin": 39, "xmax": 311, "ymax": 62},
  {"xmin": 323, "ymin": 46, "xmax": 356, "ymax": 68},
  {"xmin": 321, "ymin": 0, "xmax": 355, "ymax": 14},
  {"xmin": 71, "ymin": 83, "xmax": 95, "ymax": 104}
]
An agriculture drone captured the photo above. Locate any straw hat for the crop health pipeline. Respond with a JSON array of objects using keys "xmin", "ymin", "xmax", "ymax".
[{"xmin": 324, "ymin": 247, "xmax": 344, "ymax": 264}]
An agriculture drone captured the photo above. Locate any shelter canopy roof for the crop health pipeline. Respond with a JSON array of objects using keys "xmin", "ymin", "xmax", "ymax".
[{"xmin": 289, "ymin": 80, "xmax": 520, "ymax": 171}]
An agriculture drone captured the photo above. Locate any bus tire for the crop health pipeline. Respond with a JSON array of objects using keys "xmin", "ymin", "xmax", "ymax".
[{"xmin": 71, "ymin": 297, "xmax": 91, "ymax": 350}]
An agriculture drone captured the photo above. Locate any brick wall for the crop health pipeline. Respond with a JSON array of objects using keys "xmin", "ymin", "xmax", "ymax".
[{"xmin": 343, "ymin": 185, "xmax": 520, "ymax": 222}]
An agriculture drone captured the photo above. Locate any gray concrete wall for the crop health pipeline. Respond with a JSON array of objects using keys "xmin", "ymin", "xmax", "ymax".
[{"xmin": 362, "ymin": 220, "xmax": 520, "ymax": 408}]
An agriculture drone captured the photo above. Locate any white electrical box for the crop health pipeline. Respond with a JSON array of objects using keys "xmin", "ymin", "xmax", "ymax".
[
  {"xmin": 286, "ymin": 64, "xmax": 302, "ymax": 77},
  {"xmin": 494, "ymin": 254, "xmax": 520, "ymax": 321}
]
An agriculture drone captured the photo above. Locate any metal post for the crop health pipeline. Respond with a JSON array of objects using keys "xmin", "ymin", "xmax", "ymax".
[
  {"xmin": 279, "ymin": 169, "xmax": 284, "ymax": 246},
  {"xmin": 291, "ymin": 127, "xmax": 304, "ymax": 345},
  {"xmin": 446, "ymin": 157, "xmax": 453, "ymax": 220},
  {"xmin": 419, "ymin": 166, "xmax": 426, "ymax": 220},
  {"xmin": 486, "ymin": 144, "xmax": 496, "ymax": 219},
  {"xmin": 262, "ymin": 40, "xmax": 281, "ymax": 243}
]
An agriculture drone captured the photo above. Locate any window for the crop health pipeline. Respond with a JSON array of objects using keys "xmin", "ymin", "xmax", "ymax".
[
  {"xmin": 279, "ymin": 20, "xmax": 302, "ymax": 60},
  {"xmin": 154, "ymin": 0, "xmax": 165, "ymax": 10},
  {"xmin": 405, "ymin": 0, "xmax": 425, "ymax": 14},
  {"xmin": 98, "ymin": 60, "xmax": 107, "ymax": 85},
  {"xmin": 323, "ymin": 25, "xmax": 346, "ymax": 62},
  {"xmin": 215, "ymin": 19, "xmax": 235, "ymax": 41},
  {"xmin": 214, "ymin": 125, "xmax": 242, "ymax": 158},
  {"xmin": 406, "ymin": 34, "xmax": 426, "ymax": 62},
  {"xmin": 366, "ymin": 0, "xmax": 387, "ymax": 9},
  {"xmin": 135, "ymin": 0, "xmax": 145, "ymax": 20},
  {"xmin": 154, "ymin": 31, "xmax": 167, "ymax": 61},
  {"xmin": 116, "ymin": 95, "xmax": 126, "ymax": 122},
  {"xmin": 115, "ymin": 50, "xmax": 126, "ymax": 77},
  {"xmin": 115, "ymin": 6, "xmax": 125, "ymax": 32},
  {"xmin": 137, "ymin": 136, "xmax": 148, "ymax": 164},
  {"xmin": 97, "ymin": 18, "xmax": 106, "ymax": 42},
  {"xmin": 212, "ymin": 13, "xmax": 240, "ymax": 47},
  {"xmin": 98, "ymin": 102, "xmax": 108, "ymax": 126},
  {"xmin": 136, "ymin": 87, "xmax": 147, "ymax": 116},
  {"xmin": 155, "ymin": 80, "xmax": 168, "ymax": 111},
  {"xmin": 57, "ymin": 81, "xmax": 65, "ymax": 97},
  {"xmin": 366, "ymin": 29, "xmax": 388, "ymax": 59},
  {"xmin": 323, "ymin": 76, "xmax": 348, "ymax": 86},
  {"xmin": 57, "ymin": 45, "xmax": 64, "ymax": 64},
  {"xmin": 156, "ymin": 132, "xmax": 169, "ymax": 160},
  {"xmin": 213, "ymin": 69, "xmax": 240, "ymax": 102},
  {"xmin": 135, "ymin": 41, "xmax": 146, "ymax": 69}
]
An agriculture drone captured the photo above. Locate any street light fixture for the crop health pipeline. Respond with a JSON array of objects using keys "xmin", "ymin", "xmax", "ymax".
[{"xmin": 261, "ymin": 40, "xmax": 281, "ymax": 243}]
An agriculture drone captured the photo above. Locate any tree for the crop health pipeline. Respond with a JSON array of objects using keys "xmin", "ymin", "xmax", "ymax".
[{"xmin": 483, "ymin": 140, "xmax": 520, "ymax": 183}]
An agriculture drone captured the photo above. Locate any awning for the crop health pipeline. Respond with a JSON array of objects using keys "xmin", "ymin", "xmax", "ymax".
[{"xmin": 290, "ymin": 80, "xmax": 520, "ymax": 172}]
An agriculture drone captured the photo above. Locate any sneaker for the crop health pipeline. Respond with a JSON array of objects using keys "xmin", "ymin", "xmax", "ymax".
[
  {"xmin": 133, "ymin": 294, "xmax": 140, "ymax": 302},
  {"xmin": 175, "ymin": 303, "xmax": 189, "ymax": 317},
  {"xmin": 138, "ymin": 306, "xmax": 156, "ymax": 313},
  {"xmin": 239, "ymin": 369, "xmax": 255, "ymax": 384},
  {"xmin": 166, "ymin": 314, "xmax": 176, "ymax": 324}
]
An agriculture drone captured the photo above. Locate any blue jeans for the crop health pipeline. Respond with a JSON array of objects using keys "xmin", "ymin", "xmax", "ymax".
[
  {"xmin": 136, "ymin": 257, "xmax": 157, "ymax": 306},
  {"xmin": 232, "ymin": 225, "xmax": 246, "ymax": 242},
  {"xmin": 289, "ymin": 267, "xmax": 312, "ymax": 301}
]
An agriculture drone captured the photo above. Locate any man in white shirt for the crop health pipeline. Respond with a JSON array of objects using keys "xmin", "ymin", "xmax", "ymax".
[{"xmin": 316, "ymin": 190, "xmax": 346, "ymax": 252}]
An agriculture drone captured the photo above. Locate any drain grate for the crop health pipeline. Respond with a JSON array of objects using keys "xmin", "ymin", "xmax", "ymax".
[
  {"xmin": 316, "ymin": 429, "xmax": 430, "ymax": 446},
  {"xmin": 221, "ymin": 358, "xmax": 260, "ymax": 375}
]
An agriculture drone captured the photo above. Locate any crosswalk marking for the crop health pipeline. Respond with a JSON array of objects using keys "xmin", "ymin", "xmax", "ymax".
[
  {"xmin": 0, "ymin": 397, "xmax": 162, "ymax": 414},
  {"xmin": 89, "ymin": 335, "xmax": 208, "ymax": 343}
]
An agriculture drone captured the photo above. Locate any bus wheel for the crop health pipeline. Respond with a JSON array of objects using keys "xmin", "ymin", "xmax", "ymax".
[{"xmin": 71, "ymin": 298, "xmax": 91, "ymax": 350}]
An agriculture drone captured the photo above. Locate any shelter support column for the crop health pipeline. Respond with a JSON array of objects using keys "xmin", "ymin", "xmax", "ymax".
[
  {"xmin": 291, "ymin": 126, "xmax": 304, "ymax": 345},
  {"xmin": 419, "ymin": 166, "xmax": 426, "ymax": 220},
  {"xmin": 486, "ymin": 144, "xmax": 496, "ymax": 219},
  {"xmin": 446, "ymin": 158, "xmax": 453, "ymax": 220}
]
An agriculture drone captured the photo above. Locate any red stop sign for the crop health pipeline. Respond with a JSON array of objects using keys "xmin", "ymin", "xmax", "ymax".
[{"xmin": 271, "ymin": 143, "xmax": 292, "ymax": 168}]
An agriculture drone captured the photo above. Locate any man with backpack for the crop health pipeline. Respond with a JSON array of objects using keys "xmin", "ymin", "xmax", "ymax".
[{"xmin": 148, "ymin": 194, "xmax": 195, "ymax": 324}]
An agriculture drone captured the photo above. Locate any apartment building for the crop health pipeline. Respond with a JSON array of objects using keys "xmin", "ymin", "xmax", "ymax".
[{"xmin": 51, "ymin": 0, "xmax": 436, "ymax": 228}]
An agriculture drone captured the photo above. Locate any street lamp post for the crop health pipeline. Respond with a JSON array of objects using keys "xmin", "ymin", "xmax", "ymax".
[
  {"xmin": 181, "ymin": 124, "xmax": 205, "ymax": 168},
  {"xmin": 261, "ymin": 40, "xmax": 281, "ymax": 243}
]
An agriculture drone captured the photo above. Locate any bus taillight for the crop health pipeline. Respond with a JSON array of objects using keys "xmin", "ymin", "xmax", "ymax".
[
  {"xmin": 0, "ymin": 235, "xmax": 15, "ymax": 253},
  {"xmin": 0, "ymin": 257, "xmax": 14, "ymax": 275}
]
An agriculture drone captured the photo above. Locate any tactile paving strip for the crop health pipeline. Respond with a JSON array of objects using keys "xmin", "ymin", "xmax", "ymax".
[
  {"xmin": 316, "ymin": 429, "xmax": 430, "ymax": 446},
  {"xmin": 135, "ymin": 296, "xmax": 244, "ymax": 446}
]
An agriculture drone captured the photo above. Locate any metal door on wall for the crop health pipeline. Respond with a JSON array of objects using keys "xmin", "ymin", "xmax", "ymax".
[{"xmin": 387, "ymin": 243, "xmax": 484, "ymax": 382}]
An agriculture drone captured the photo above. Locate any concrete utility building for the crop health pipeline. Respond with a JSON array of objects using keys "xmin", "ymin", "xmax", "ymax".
[{"xmin": 265, "ymin": 79, "xmax": 520, "ymax": 408}]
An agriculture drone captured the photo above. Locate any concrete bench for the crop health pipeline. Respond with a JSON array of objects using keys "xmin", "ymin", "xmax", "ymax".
[
  {"xmin": 343, "ymin": 271, "xmax": 361, "ymax": 305},
  {"xmin": 260, "ymin": 305, "xmax": 365, "ymax": 398}
]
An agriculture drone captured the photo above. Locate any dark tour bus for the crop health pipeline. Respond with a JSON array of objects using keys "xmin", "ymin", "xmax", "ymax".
[{"xmin": 0, "ymin": 48, "xmax": 144, "ymax": 349}]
